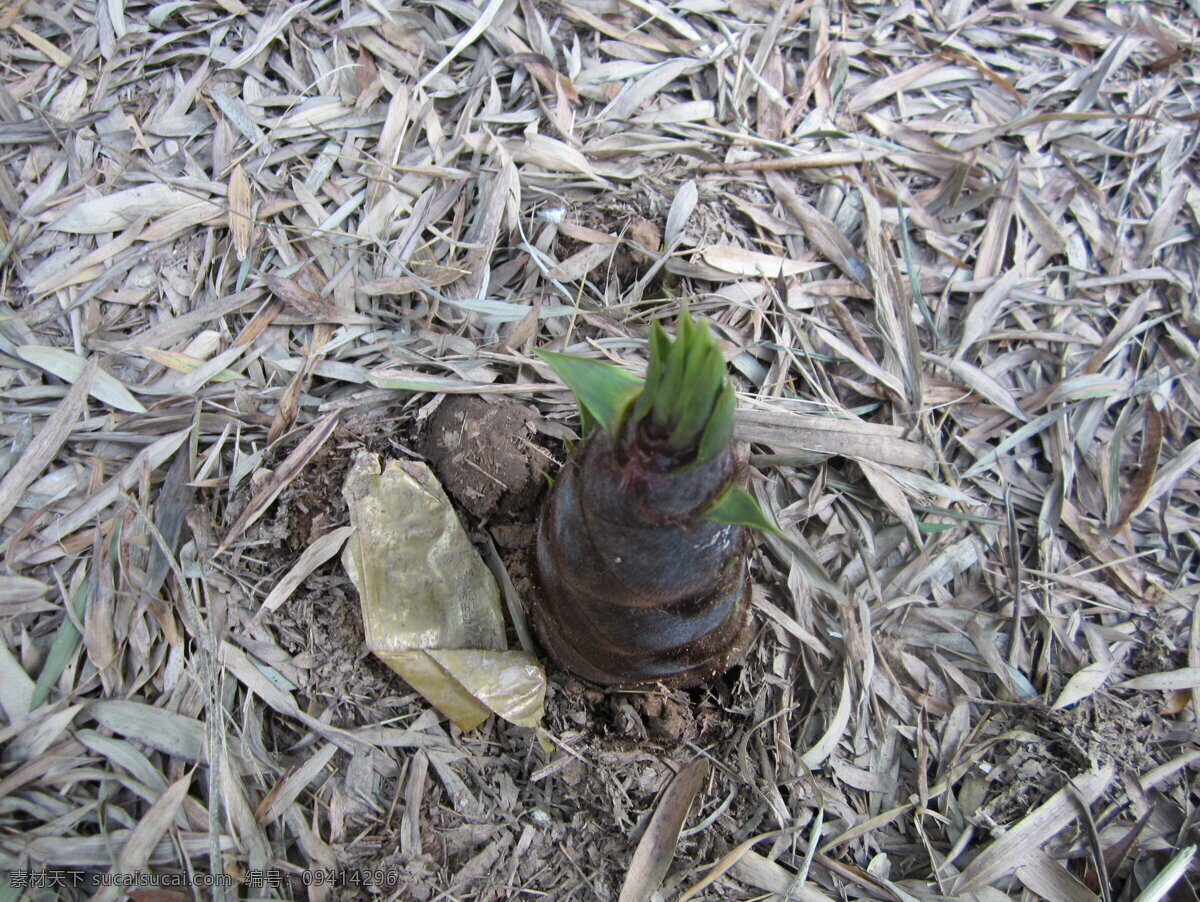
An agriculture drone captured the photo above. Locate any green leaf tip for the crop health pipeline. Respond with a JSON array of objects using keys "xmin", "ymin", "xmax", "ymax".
[
  {"xmin": 535, "ymin": 349, "xmax": 643, "ymax": 437},
  {"xmin": 537, "ymin": 311, "xmax": 736, "ymax": 464},
  {"xmin": 631, "ymin": 309, "xmax": 735, "ymax": 463},
  {"xmin": 704, "ymin": 486, "xmax": 783, "ymax": 537}
]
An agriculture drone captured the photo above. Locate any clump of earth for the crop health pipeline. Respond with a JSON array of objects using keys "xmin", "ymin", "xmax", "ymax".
[{"xmin": 420, "ymin": 395, "xmax": 548, "ymax": 522}]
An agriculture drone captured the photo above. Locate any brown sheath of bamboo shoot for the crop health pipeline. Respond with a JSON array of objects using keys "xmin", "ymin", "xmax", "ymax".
[{"xmin": 533, "ymin": 429, "xmax": 751, "ymax": 687}]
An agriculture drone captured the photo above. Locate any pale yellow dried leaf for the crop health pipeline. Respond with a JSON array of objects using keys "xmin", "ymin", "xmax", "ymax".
[
  {"xmin": 10, "ymin": 21, "xmax": 72, "ymax": 67},
  {"xmin": 228, "ymin": 163, "xmax": 252, "ymax": 260},
  {"xmin": 700, "ymin": 244, "xmax": 821, "ymax": 278}
]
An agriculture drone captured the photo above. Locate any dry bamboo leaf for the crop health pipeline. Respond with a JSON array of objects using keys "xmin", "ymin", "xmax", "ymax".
[
  {"xmin": 859, "ymin": 459, "xmax": 922, "ymax": 543},
  {"xmin": 225, "ymin": 0, "xmax": 316, "ymax": 70},
  {"xmin": 951, "ymin": 764, "xmax": 1115, "ymax": 893},
  {"xmin": 847, "ymin": 60, "xmax": 947, "ymax": 113},
  {"xmin": 961, "ymin": 406, "xmax": 1075, "ymax": 479},
  {"xmin": 973, "ymin": 163, "xmax": 1018, "ymax": 281},
  {"xmin": 89, "ymin": 700, "xmax": 207, "ymax": 763},
  {"xmin": 0, "ymin": 577, "xmax": 53, "ymax": 615},
  {"xmin": 1117, "ymin": 667, "xmax": 1200, "ymax": 691},
  {"xmin": 1051, "ymin": 661, "xmax": 1114, "ymax": 710},
  {"xmin": 765, "ymin": 171, "xmax": 870, "ymax": 286},
  {"xmin": 546, "ymin": 240, "xmax": 616, "ymax": 282},
  {"xmin": 49, "ymin": 184, "xmax": 208, "ymax": 234},
  {"xmin": 956, "ymin": 268, "xmax": 1024, "ymax": 357},
  {"xmin": 599, "ymin": 58, "xmax": 700, "ymax": 125},
  {"xmin": 251, "ymin": 525, "xmax": 354, "ymax": 625},
  {"xmin": 1109, "ymin": 402, "xmax": 1163, "ymax": 533},
  {"xmin": 619, "ymin": 759, "xmax": 709, "ymax": 902},
  {"xmin": 508, "ymin": 132, "xmax": 607, "ymax": 182},
  {"xmin": 232, "ymin": 296, "xmax": 284, "ymax": 347},
  {"xmin": 218, "ymin": 413, "xmax": 340, "ymax": 551},
  {"xmin": 10, "ymin": 21, "xmax": 73, "ymax": 67},
  {"xmin": 1016, "ymin": 849, "xmax": 1102, "ymax": 902},
  {"xmin": 416, "ymin": 0, "xmax": 507, "ymax": 90},
  {"xmin": 40, "ymin": 429, "xmax": 192, "ymax": 546},
  {"xmin": 1016, "ymin": 185, "xmax": 1068, "ymax": 256},
  {"xmin": 0, "ymin": 360, "xmax": 94, "ymax": 529},
  {"xmin": 140, "ymin": 347, "xmax": 241, "ymax": 382},
  {"xmin": 29, "ymin": 220, "xmax": 145, "ymax": 296},
  {"xmin": 728, "ymin": 849, "xmax": 836, "ymax": 902},
  {"xmin": 262, "ymin": 273, "xmax": 342, "ymax": 320},
  {"xmin": 228, "ymin": 163, "xmax": 252, "ymax": 261},
  {"xmin": 927, "ymin": 353, "xmax": 1029, "ymax": 422},
  {"xmin": 665, "ymin": 179, "xmax": 698, "ymax": 247},
  {"xmin": 15, "ymin": 346, "xmax": 145, "ymax": 413},
  {"xmin": 256, "ymin": 742, "xmax": 339, "ymax": 826},
  {"xmin": 556, "ymin": 221, "xmax": 619, "ymax": 244},
  {"xmin": 810, "ymin": 323, "xmax": 907, "ymax": 396},
  {"xmin": 735, "ymin": 408, "xmax": 934, "ymax": 469},
  {"xmin": 462, "ymin": 157, "xmax": 520, "ymax": 295},
  {"xmin": 0, "ymin": 640, "xmax": 34, "ymax": 721},
  {"xmin": 700, "ymin": 244, "xmax": 821, "ymax": 277},
  {"xmin": 752, "ymin": 595, "xmax": 832, "ymax": 657},
  {"xmin": 137, "ymin": 199, "xmax": 226, "ymax": 241},
  {"xmin": 220, "ymin": 745, "xmax": 271, "ymax": 873},
  {"xmin": 92, "ymin": 774, "xmax": 192, "ymax": 902},
  {"xmin": 75, "ymin": 730, "xmax": 167, "ymax": 797},
  {"xmin": 800, "ymin": 668, "xmax": 851, "ymax": 768},
  {"xmin": 218, "ymin": 641, "xmax": 378, "ymax": 759},
  {"xmin": 1127, "ymin": 436, "xmax": 1200, "ymax": 523},
  {"xmin": 341, "ymin": 453, "xmax": 547, "ymax": 736}
]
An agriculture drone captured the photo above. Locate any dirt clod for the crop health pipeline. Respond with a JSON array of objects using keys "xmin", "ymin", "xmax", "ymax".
[{"xmin": 421, "ymin": 395, "xmax": 546, "ymax": 521}]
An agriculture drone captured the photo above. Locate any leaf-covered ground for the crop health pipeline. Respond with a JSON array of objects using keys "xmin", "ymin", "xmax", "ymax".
[{"xmin": 1, "ymin": 1, "xmax": 1198, "ymax": 900}]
